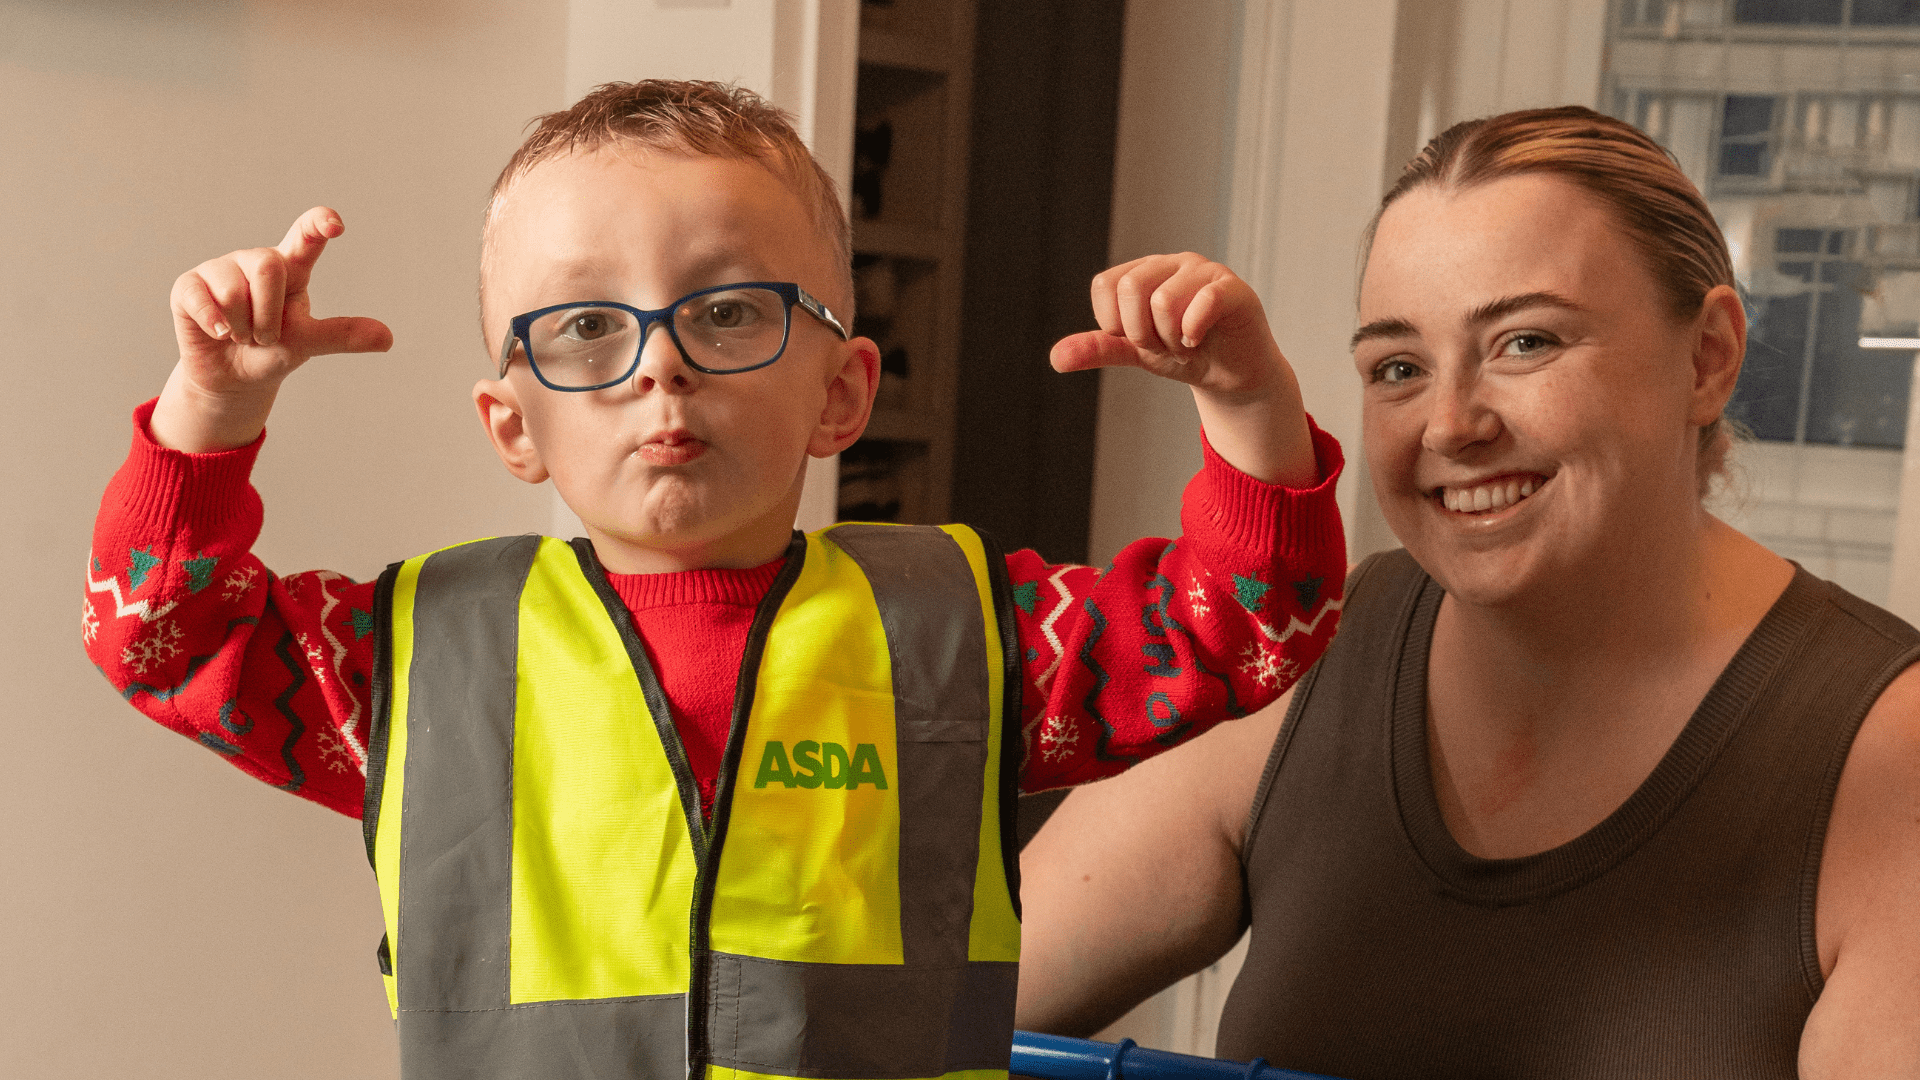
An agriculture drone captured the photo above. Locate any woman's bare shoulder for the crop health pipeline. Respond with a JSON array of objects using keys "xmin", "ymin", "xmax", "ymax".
[{"xmin": 1802, "ymin": 660, "xmax": 1920, "ymax": 1075}]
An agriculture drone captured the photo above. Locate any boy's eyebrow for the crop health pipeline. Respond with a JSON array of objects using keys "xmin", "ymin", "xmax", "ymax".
[
  {"xmin": 535, "ymin": 251, "xmax": 768, "ymax": 298},
  {"xmin": 537, "ymin": 257, "xmax": 623, "ymax": 286},
  {"xmin": 1349, "ymin": 291, "xmax": 1585, "ymax": 350}
]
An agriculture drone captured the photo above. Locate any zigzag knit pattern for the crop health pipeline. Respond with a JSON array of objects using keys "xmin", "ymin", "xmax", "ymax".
[{"xmin": 85, "ymin": 401, "xmax": 1348, "ymax": 815}]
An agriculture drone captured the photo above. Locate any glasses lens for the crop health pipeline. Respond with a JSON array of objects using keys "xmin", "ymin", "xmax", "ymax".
[
  {"xmin": 673, "ymin": 287, "xmax": 789, "ymax": 371},
  {"xmin": 528, "ymin": 306, "xmax": 641, "ymax": 388}
]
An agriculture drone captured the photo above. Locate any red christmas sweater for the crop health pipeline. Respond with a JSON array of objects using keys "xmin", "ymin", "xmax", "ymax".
[{"xmin": 85, "ymin": 400, "xmax": 1345, "ymax": 817}]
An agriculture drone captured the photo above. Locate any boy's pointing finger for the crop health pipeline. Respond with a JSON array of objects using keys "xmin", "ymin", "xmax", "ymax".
[
  {"xmin": 277, "ymin": 206, "xmax": 346, "ymax": 285},
  {"xmin": 1050, "ymin": 329, "xmax": 1147, "ymax": 374},
  {"xmin": 300, "ymin": 314, "xmax": 394, "ymax": 357}
]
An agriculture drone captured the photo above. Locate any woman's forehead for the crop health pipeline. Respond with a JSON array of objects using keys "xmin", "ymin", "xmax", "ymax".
[{"xmin": 1359, "ymin": 175, "xmax": 1650, "ymax": 326}]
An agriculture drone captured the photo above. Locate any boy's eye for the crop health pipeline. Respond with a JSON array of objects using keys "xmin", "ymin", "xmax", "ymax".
[
  {"xmin": 556, "ymin": 309, "xmax": 628, "ymax": 342},
  {"xmin": 690, "ymin": 293, "xmax": 769, "ymax": 332}
]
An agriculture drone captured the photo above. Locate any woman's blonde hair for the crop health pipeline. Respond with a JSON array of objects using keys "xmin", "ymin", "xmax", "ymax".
[{"xmin": 1370, "ymin": 106, "xmax": 1739, "ymax": 486}]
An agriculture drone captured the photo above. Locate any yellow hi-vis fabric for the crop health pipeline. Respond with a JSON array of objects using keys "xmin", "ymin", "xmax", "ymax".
[{"xmin": 363, "ymin": 526, "xmax": 1021, "ymax": 1080}]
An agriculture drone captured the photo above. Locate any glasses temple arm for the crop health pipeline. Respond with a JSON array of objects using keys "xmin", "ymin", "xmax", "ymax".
[{"xmin": 796, "ymin": 287, "xmax": 850, "ymax": 340}]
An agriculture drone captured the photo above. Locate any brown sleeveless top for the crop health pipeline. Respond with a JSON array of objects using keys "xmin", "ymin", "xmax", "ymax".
[{"xmin": 1216, "ymin": 549, "xmax": 1920, "ymax": 1079}]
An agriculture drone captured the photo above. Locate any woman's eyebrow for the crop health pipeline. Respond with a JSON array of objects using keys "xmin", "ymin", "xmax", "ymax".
[
  {"xmin": 1351, "ymin": 291, "xmax": 1585, "ymax": 350},
  {"xmin": 1464, "ymin": 290, "xmax": 1585, "ymax": 328},
  {"xmin": 1350, "ymin": 317, "xmax": 1417, "ymax": 349}
]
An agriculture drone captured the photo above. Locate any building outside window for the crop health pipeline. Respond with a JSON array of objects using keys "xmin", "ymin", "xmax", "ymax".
[{"xmin": 1608, "ymin": 0, "xmax": 1920, "ymax": 602}]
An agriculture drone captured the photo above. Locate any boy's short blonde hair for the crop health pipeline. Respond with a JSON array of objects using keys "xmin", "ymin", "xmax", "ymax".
[{"xmin": 483, "ymin": 80, "xmax": 853, "ymax": 319}]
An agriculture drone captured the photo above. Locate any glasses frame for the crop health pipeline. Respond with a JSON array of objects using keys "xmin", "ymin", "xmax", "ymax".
[{"xmin": 498, "ymin": 280, "xmax": 850, "ymax": 391}]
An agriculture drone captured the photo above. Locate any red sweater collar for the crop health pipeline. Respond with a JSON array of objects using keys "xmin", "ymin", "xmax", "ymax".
[{"xmin": 604, "ymin": 556, "xmax": 786, "ymax": 612}]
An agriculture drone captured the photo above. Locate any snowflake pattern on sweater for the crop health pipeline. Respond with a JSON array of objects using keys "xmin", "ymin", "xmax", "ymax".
[{"xmin": 85, "ymin": 400, "xmax": 1346, "ymax": 817}]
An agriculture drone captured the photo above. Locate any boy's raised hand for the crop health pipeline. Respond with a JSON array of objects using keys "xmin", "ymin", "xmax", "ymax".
[
  {"xmin": 1051, "ymin": 252, "xmax": 1318, "ymax": 489},
  {"xmin": 152, "ymin": 206, "xmax": 393, "ymax": 453}
]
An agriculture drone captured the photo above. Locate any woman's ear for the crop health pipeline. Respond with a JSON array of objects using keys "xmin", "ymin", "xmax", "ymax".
[
  {"xmin": 1689, "ymin": 283, "xmax": 1747, "ymax": 428},
  {"xmin": 474, "ymin": 377, "xmax": 550, "ymax": 484},
  {"xmin": 809, "ymin": 336, "xmax": 882, "ymax": 458}
]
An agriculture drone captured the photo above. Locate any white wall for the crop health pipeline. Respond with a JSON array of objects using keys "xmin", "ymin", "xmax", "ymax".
[
  {"xmin": 1089, "ymin": 0, "xmax": 1404, "ymax": 564},
  {"xmin": 1087, "ymin": 0, "xmax": 1241, "ymax": 564},
  {"xmin": 2, "ymin": 4, "xmax": 567, "ymax": 1077},
  {"xmin": 1, "ymin": 2, "xmax": 852, "ymax": 1077}
]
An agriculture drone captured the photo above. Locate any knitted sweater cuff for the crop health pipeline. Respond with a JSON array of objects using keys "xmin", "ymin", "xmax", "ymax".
[
  {"xmin": 1184, "ymin": 414, "xmax": 1345, "ymax": 559},
  {"xmin": 112, "ymin": 398, "xmax": 266, "ymax": 532}
]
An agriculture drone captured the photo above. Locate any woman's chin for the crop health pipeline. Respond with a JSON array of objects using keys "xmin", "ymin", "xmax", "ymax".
[{"xmin": 1408, "ymin": 539, "xmax": 1549, "ymax": 609}]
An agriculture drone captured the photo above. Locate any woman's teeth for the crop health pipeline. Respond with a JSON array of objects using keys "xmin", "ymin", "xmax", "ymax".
[{"xmin": 1442, "ymin": 477, "xmax": 1538, "ymax": 513}]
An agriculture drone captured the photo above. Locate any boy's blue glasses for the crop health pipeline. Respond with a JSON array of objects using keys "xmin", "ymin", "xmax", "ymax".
[{"xmin": 498, "ymin": 281, "xmax": 850, "ymax": 391}]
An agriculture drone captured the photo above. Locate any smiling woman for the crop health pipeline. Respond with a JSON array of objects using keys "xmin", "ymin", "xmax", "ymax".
[{"xmin": 1016, "ymin": 107, "xmax": 1920, "ymax": 1078}]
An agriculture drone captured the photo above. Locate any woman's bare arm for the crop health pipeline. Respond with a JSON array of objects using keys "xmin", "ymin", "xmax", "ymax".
[
  {"xmin": 1015, "ymin": 695, "xmax": 1290, "ymax": 1036},
  {"xmin": 1800, "ymin": 663, "xmax": 1920, "ymax": 1078}
]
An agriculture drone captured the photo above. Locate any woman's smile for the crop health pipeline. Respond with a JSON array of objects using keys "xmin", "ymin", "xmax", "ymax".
[{"xmin": 1434, "ymin": 472, "xmax": 1550, "ymax": 515}]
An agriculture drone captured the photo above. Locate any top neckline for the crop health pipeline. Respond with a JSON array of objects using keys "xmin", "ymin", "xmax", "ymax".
[
  {"xmin": 1388, "ymin": 563, "xmax": 1826, "ymax": 905},
  {"xmin": 603, "ymin": 556, "xmax": 787, "ymax": 612}
]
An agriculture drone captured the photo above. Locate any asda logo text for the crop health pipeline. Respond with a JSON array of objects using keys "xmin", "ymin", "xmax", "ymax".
[{"xmin": 753, "ymin": 740, "xmax": 889, "ymax": 790}]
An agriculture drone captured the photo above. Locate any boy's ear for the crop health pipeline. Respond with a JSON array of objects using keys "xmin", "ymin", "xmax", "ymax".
[
  {"xmin": 809, "ymin": 336, "xmax": 882, "ymax": 458},
  {"xmin": 474, "ymin": 376, "xmax": 551, "ymax": 484}
]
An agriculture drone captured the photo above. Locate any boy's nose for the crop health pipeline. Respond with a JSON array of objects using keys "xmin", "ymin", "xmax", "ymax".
[{"xmin": 630, "ymin": 323, "xmax": 697, "ymax": 394}]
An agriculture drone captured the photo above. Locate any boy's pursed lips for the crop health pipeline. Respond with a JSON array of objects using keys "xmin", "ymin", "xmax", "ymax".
[{"xmin": 635, "ymin": 427, "xmax": 707, "ymax": 466}]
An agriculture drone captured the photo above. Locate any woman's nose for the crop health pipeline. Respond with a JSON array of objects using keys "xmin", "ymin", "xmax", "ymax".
[
  {"xmin": 630, "ymin": 321, "xmax": 697, "ymax": 394},
  {"xmin": 1421, "ymin": 373, "xmax": 1502, "ymax": 457}
]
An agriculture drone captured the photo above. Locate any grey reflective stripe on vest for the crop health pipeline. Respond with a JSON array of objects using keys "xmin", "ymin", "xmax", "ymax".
[
  {"xmin": 393, "ymin": 536, "xmax": 688, "ymax": 1080},
  {"xmin": 829, "ymin": 524, "xmax": 988, "ymax": 966},
  {"xmin": 706, "ymin": 955, "xmax": 1017, "ymax": 1078},
  {"xmin": 400, "ymin": 997, "xmax": 688, "ymax": 1080},
  {"xmin": 398, "ymin": 535, "xmax": 533, "ymax": 1011},
  {"xmin": 702, "ymin": 525, "xmax": 1017, "ymax": 1079}
]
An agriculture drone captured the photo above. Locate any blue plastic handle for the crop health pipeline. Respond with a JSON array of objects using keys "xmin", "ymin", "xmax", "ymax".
[{"xmin": 1011, "ymin": 1031, "xmax": 1344, "ymax": 1080}]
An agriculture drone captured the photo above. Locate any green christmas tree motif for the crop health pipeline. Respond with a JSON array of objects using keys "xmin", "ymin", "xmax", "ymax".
[
  {"xmin": 1011, "ymin": 580, "xmax": 1040, "ymax": 616},
  {"xmin": 1231, "ymin": 574, "xmax": 1271, "ymax": 613},
  {"xmin": 127, "ymin": 547, "xmax": 162, "ymax": 590},
  {"xmin": 1292, "ymin": 574, "xmax": 1324, "ymax": 610},
  {"xmin": 351, "ymin": 608, "xmax": 375, "ymax": 640},
  {"xmin": 182, "ymin": 553, "xmax": 219, "ymax": 594}
]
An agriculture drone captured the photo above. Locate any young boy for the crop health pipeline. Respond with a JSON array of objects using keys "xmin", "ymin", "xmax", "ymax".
[{"xmin": 86, "ymin": 81, "xmax": 1343, "ymax": 1080}]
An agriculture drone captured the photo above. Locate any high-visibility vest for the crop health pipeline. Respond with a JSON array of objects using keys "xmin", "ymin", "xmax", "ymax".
[{"xmin": 361, "ymin": 524, "xmax": 1023, "ymax": 1080}]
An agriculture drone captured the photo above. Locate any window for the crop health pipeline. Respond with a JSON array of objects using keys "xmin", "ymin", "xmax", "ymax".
[
  {"xmin": 1607, "ymin": 0, "xmax": 1920, "ymax": 602},
  {"xmin": 1718, "ymin": 95, "xmax": 1778, "ymax": 177},
  {"xmin": 1625, "ymin": 0, "xmax": 1920, "ymax": 30},
  {"xmin": 1733, "ymin": 227, "xmax": 1914, "ymax": 448},
  {"xmin": 1733, "ymin": 0, "xmax": 1842, "ymax": 24},
  {"xmin": 1854, "ymin": 0, "xmax": 1920, "ymax": 25}
]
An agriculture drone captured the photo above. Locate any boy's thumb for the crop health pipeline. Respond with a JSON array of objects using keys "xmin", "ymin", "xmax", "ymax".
[
  {"xmin": 302, "ymin": 315, "xmax": 395, "ymax": 357},
  {"xmin": 1049, "ymin": 330, "xmax": 1139, "ymax": 374}
]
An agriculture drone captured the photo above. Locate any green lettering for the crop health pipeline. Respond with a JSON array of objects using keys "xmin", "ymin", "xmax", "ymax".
[
  {"xmin": 847, "ymin": 743, "xmax": 888, "ymax": 790},
  {"xmin": 822, "ymin": 742, "xmax": 851, "ymax": 789},
  {"xmin": 753, "ymin": 741, "xmax": 795, "ymax": 789},
  {"xmin": 792, "ymin": 740, "xmax": 825, "ymax": 789}
]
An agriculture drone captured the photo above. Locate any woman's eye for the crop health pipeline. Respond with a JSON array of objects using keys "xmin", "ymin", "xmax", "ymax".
[
  {"xmin": 1501, "ymin": 332, "xmax": 1553, "ymax": 356},
  {"xmin": 1372, "ymin": 357, "xmax": 1421, "ymax": 384}
]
